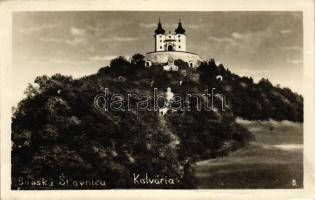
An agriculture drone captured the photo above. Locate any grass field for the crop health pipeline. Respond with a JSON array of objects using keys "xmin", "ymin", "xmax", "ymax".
[{"xmin": 192, "ymin": 118, "xmax": 303, "ymax": 189}]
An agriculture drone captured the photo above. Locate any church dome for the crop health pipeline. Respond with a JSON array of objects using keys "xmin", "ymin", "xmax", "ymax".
[
  {"xmin": 155, "ymin": 20, "xmax": 165, "ymax": 35},
  {"xmin": 175, "ymin": 21, "xmax": 185, "ymax": 34}
]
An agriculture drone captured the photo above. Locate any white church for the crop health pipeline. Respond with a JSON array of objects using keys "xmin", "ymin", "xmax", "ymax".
[{"xmin": 145, "ymin": 19, "xmax": 201, "ymax": 69}]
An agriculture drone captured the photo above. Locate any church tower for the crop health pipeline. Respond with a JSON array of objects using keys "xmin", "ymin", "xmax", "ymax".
[
  {"xmin": 146, "ymin": 18, "xmax": 201, "ymax": 68},
  {"xmin": 154, "ymin": 19, "xmax": 187, "ymax": 52},
  {"xmin": 174, "ymin": 19, "xmax": 186, "ymax": 51},
  {"xmin": 154, "ymin": 18, "xmax": 166, "ymax": 51}
]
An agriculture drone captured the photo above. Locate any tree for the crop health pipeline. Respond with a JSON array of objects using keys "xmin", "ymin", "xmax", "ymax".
[
  {"xmin": 131, "ymin": 53, "xmax": 145, "ymax": 65},
  {"xmin": 108, "ymin": 56, "xmax": 131, "ymax": 76}
]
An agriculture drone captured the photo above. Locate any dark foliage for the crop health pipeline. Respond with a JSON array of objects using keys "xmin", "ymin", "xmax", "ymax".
[
  {"xmin": 11, "ymin": 54, "xmax": 302, "ymax": 189},
  {"xmin": 197, "ymin": 60, "xmax": 303, "ymax": 122}
]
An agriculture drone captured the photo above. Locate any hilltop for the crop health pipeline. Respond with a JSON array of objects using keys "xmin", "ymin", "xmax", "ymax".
[{"xmin": 11, "ymin": 54, "xmax": 303, "ymax": 189}]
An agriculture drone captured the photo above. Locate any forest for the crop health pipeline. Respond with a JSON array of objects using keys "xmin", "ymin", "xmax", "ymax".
[{"xmin": 11, "ymin": 54, "xmax": 303, "ymax": 189}]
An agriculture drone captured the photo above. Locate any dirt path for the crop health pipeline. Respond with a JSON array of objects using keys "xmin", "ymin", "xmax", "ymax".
[{"xmin": 192, "ymin": 119, "xmax": 303, "ymax": 189}]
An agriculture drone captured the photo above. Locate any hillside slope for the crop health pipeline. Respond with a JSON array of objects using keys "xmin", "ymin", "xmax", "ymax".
[{"xmin": 11, "ymin": 54, "xmax": 303, "ymax": 189}]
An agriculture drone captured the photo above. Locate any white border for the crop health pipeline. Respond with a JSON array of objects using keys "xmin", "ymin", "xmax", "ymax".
[{"xmin": 1, "ymin": 0, "xmax": 314, "ymax": 199}]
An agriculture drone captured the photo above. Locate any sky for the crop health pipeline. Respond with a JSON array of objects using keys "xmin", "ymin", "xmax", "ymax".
[{"xmin": 12, "ymin": 11, "xmax": 303, "ymax": 106}]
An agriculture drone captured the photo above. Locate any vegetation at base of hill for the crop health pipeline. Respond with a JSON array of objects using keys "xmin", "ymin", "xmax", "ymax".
[{"xmin": 11, "ymin": 54, "xmax": 303, "ymax": 189}]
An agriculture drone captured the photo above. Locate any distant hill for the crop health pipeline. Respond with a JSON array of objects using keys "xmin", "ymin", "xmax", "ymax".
[{"xmin": 11, "ymin": 54, "xmax": 303, "ymax": 189}]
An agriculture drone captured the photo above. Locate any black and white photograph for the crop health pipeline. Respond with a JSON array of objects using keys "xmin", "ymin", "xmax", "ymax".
[{"xmin": 1, "ymin": 0, "xmax": 315, "ymax": 199}]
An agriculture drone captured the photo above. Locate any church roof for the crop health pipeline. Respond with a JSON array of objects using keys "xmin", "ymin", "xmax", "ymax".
[
  {"xmin": 154, "ymin": 19, "xmax": 165, "ymax": 35},
  {"xmin": 175, "ymin": 21, "xmax": 186, "ymax": 34}
]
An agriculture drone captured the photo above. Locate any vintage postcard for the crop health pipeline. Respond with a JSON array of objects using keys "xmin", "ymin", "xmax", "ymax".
[{"xmin": 0, "ymin": 0, "xmax": 314, "ymax": 199}]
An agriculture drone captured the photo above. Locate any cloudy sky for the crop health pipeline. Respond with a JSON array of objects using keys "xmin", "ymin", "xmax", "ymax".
[{"xmin": 13, "ymin": 11, "xmax": 302, "ymax": 105}]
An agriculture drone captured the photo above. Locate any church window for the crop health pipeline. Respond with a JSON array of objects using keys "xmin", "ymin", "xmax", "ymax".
[
  {"xmin": 159, "ymin": 35, "xmax": 162, "ymax": 38},
  {"xmin": 178, "ymin": 39, "xmax": 181, "ymax": 42},
  {"xmin": 179, "ymin": 45, "xmax": 181, "ymax": 48},
  {"xmin": 160, "ymin": 46, "xmax": 162, "ymax": 49},
  {"xmin": 160, "ymin": 40, "xmax": 162, "ymax": 42},
  {"xmin": 169, "ymin": 36, "xmax": 171, "ymax": 38},
  {"xmin": 178, "ymin": 35, "xmax": 181, "ymax": 38}
]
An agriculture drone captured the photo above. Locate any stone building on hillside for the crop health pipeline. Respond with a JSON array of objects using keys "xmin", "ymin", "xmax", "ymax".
[{"xmin": 145, "ymin": 19, "xmax": 201, "ymax": 69}]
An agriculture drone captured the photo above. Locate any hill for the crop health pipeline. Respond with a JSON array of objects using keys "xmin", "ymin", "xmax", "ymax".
[{"xmin": 11, "ymin": 54, "xmax": 303, "ymax": 189}]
